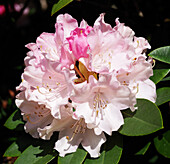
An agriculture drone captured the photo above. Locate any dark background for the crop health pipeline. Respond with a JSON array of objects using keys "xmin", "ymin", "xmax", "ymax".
[{"xmin": 0, "ymin": 0, "xmax": 170, "ymax": 163}]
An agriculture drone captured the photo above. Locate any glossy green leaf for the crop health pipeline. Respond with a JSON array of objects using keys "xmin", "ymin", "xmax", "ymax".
[
  {"xmin": 4, "ymin": 142, "xmax": 22, "ymax": 157},
  {"xmin": 51, "ymin": 0, "xmax": 73, "ymax": 16},
  {"xmin": 58, "ymin": 147, "xmax": 87, "ymax": 164},
  {"xmin": 154, "ymin": 130, "xmax": 170, "ymax": 158},
  {"xmin": 119, "ymin": 99, "xmax": 163, "ymax": 136},
  {"xmin": 149, "ymin": 46, "xmax": 170, "ymax": 64},
  {"xmin": 4, "ymin": 134, "xmax": 38, "ymax": 157},
  {"xmin": 14, "ymin": 135, "xmax": 58, "ymax": 164},
  {"xmin": 135, "ymin": 142, "xmax": 151, "ymax": 155},
  {"xmin": 4, "ymin": 109, "xmax": 24, "ymax": 130},
  {"xmin": 150, "ymin": 69, "xmax": 170, "ymax": 84},
  {"xmin": 156, "ymin": 87, "xmax": 170, "ymax": 106},
  {"xmin": 161, "ymin": 76, "xmax": 170, "ymax": 81},
  {"xmin": 84, "ymin": 133, "xmax": 123, "ymax": 164}
]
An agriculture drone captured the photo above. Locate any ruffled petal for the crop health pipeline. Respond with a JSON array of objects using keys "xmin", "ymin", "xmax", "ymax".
[
  {"xmin": 56, "ymin": 13, "xmax": 78, "ymax": 40},
  {"xmin": 136, "ymin": 79, "xmax": 156, "ymax": 103},
  {"xmin": 98, "ymin": 104, "xmax": 124, "ymax": 135},
  {"xmin": 36, "ymin": 32, "xmax": 59, "ymax": 61},
  {"xmin": 54, "ymin": 124, "xmax": 82, "ymax": 157},
  {"xmin": 81, "ymin": 129, "xmax": 106, "ymax": 158},
  {"xmin": 38, "ymin": 116, "xmax": 73, "ymax": 140},
  {"xmin": 94, "ymin": 13, "xmax": 112, "ymax": 33}
]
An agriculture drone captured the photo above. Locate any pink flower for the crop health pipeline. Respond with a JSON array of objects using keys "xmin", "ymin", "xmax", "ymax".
[
  {"xmin": 56, "ymin": 14, "xmax": 92, "ymax": 68},
  {"xmin": 70, "ymin": 74, "xmax": 135, "ymax": 135},
  {"xmin": 0, "ymin": 5, "xmax": 5, "ymax": 16},
  {"xmin": 20, "ymin": 34, "xmax": 74, "ymax": 119},
  {"xmin": 87, "ymin": 15, "xmax": 135, "ymax": 73},
  {"xmin": 14, "ymin": 3, "xmax": 29, "ymax": 15},
  {"xmin": 67, "ymin": 27, "xmax": 91, "ymax": 60},
  {"xmin": 38, "ymin": 103, "xmax": 106, "ymax": 158},
  {"xmin": 16, "ymin": 89, "xmax": 53, "ymax": 138},
  {"xmin": 16, "ymin": 13, "xmax": 156, "ymax": 158}
]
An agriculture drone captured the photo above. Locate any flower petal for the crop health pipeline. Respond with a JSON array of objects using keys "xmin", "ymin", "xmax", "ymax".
[
  {"xmin": 38, "ymin": 116, "xmax": 73, "ymax": 140},
  {"xmin": 97, "ymin": 104, "xmax": 124, "ymax": 135},
  {"xmin": 54, "ymin": 124, "xmax": 83, "ymax": 157},
  {"xmin": 136, "ymin": 79, "xmax": 156, "ymax": 103},
  {"xmin": 81, "ymin": 129, "xmax": 106, "ymax": 158},
  {"xmin": 56, "ymin": 13, "xmax": 78, "ymax": 40}
]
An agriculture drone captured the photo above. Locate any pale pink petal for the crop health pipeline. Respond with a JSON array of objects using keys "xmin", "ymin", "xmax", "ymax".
[
  {"xmin": 81, "ymin": 129, "xmax": 106, "ymax": 158},
  {"xmin": 23, "ymin": 66, "xmax": 44, "ymax": 87},
  {"xmin": 38, "ymin": 116, "xmax": 73, "ymax": 140},
  {"xmin": 80, "ymin": 19, "xmax": 88, "ymax": 28},
  {"xmin": 24, "ymin": 114, "xmax": 53, "ymax": 138},
  {"xmin": 55, "ymin": 23, "xmax": 64, "ymax": 46},
  {"xmin": 15, "ymin": 92, "xmax": 53, "ymax": 138},
  {"xmin": 75, "ymin": 102, "xmax": 94, "ymax": 124},
  {"xmin": 97, "ymin": 104, "xmax": 124, "ymax": 135},
  {"xmin": 133, "ymin": 36, "xmax": 151, "ymax": 54},
  {"xmin": 116, "ymin": 57, "xmax": 153, "ymax": 84},
  {"xmin": 87, "ymin": 28, "xmax": 103, "ymax": 57},
  {"xmin": 36, "ymin": 32, "xmax": 59, "ymax": 61},
  {"xmin": 105, "ymin": 85, "xmax": 136, "ymax": 110},
  {"xmin": 56, "ymin": 13, "xmax": 78, "ymax": 40},
  {"xmin": 114, "ymin": 18, "xmax": 135, "ymax": 39},
  {"xmin": 54, "ymin": 126, "xmax": 82, "ymax": 157},
  {"xmin": 94, "ymin": 13, "xmax": 112, "ymax": 33},
  {"xmin": 136, "ymin": 79, "xmax": 156, "ymax": 103},
  {"xmin": 60, "ymin": 44, "xmax": 75, "ymax": 68},
  {"xmin": 94, "ymin": 127, "xmax": 103, "ymax": 135}
]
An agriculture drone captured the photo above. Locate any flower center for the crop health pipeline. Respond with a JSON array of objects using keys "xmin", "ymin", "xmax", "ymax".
[
  {"xmin": 66, "ymin": 118, "xmax": 86, "ymax": 142},
  {"xmin": 92, "ymin": 50, "xmax": 114, "ymax": 72},
  {"xmin": 92, "ymin": 92, "xmax": 108, "ymax": 121},
  {"xmin": 74, "ymin": 60, "xmax": 99, "ymax": 84}
]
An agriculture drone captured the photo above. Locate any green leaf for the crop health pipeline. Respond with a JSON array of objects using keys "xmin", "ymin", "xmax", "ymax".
[
  {"xmin": 4, "ymin": 134, "xmax": 37, "ymax": 157},
  {"xmin": 149, "ymin": 46, "xmax": 170, "ymax": 64},
  {"xmin": 135, "ymin": 142, "xmax": 151, "ymax": 155},
  {"xmin": 58, "ymin": 147, "xmax": 87, "ymax": 164},
  {"xmin": 51, "ymin": 0, "xmax": 73, "ymax": 16},
  {"xmin": 84, "ymin": 133, "xmax": 123, "ymax": 164},
  {"xmin": 4, "ymin": 109, "xmax": 24, "ymax": 130},
  {"xmin": 154, "ymin": 130, "xmax": 170, "ymax": 158},
  {"xmin": 150, "ymin": 69, "xmax": 170, "ymax": 84},
  {"xmin": 156, "ymin": 87, "xmax": 170, "ymax": 106},
  {"xmin": 4, "ymin": 142, "xmax": 22, "ymax": 157},
  {"xmin": 14, "ymin": 135, "xmax": 58, "ymax": 164},
  {"xmin": 119, "ymin": 99, "xmax": 163, "ymax": 136},
  {"xmin": 161, "ymin": 76, "xmax": 170, "ymax": 81}
]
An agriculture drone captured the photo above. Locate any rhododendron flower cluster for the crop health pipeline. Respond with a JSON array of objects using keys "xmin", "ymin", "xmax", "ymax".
[{"xmin": 16, "ymin": 13, "xmax": 156, "ymax": 158}]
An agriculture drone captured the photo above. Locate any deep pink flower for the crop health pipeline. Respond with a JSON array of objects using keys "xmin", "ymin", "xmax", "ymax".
[
  {"xmin": 0, "ymin": 5, "xmax": 5, "ymax": 16},
  {"xmin": 67, "ymin": 27, "xmax": 90, "ymax": 60}
]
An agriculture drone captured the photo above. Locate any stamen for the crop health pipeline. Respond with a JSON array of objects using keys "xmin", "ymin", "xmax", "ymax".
[
  {"xmin": 66, "ymin": 118, "xmax": 86, "ymax": 142},
  {"xmin": 136, "ymin": 83, "xmax": 139, "ymax": 94},
  {"xmin": 26, "ymin": 114, "xmax": 45, "ymax": 124},
  {"xmin": 123, "ymin": 81, "xmax": 128, "ymax": 86},
  {"xmin": 37, "ymin": 86, "xmax": 48, "ymax": 95},
  {"xmin": 26, "ymin": 104, "xmax": 50, "ymax": 124},
  {"xmin": 92, "ymin": 92, "xmax": 108, "ymax": 120},
  {"xmin": 152, "ymin": 59, "xmax": 156, "ymax": 68},
  {"xmin": 56, "ymin": 82, "xmax": 60, "ymax": 86},
  {"xmin": 37, "ymin": 84, "xmax": 59, "ymax": 95}
]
